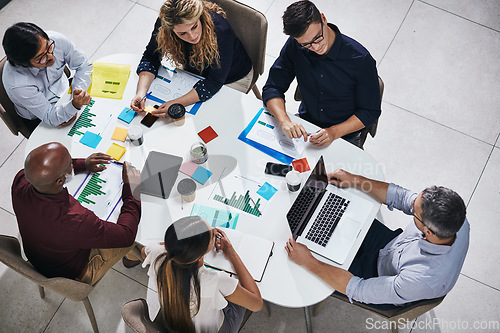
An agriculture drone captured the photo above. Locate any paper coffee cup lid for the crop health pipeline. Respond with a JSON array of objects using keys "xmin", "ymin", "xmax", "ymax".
[
  {"xmin": 128, "ymin": 126, "xmax": 142, "ymax": 140},
  {"xmin": 177, "ymin": 178, "xmax": 196, "ymax": 195},
  {"xmin": 168, "ymin": 103, "xmax": 186, "ymax": 119},
  {"xmin": 286, "ymin": 170, "xmax": 301, "ymax": 185}
]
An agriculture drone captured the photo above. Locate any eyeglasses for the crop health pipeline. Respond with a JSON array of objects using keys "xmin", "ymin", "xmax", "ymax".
[
  {"xmin": 35, "ymin": 39, "xmax": 55, "ymax": 65},
  {"xmin": 410, "ymin": 198, "xmax": 435, "ymax": 234},
  {"xmin": 299, "ymin": 20, "xmax": 324, "ymax": 50}
]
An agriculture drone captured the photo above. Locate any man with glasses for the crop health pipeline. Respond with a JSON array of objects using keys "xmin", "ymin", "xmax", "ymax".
[
  {"xmin": 286, "ymin": 168, "xmax": 469, "ymax": 308},
  {"xmin": 262, "ymin": 0, "xmax": 381, "ymax": 148},
  {"xmin": 2, "ymin": 22, "xmax": 92, "ymax": 128}
]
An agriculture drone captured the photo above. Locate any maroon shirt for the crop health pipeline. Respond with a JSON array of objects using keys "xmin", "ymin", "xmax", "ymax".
[{"xmin": 11, "ymin": 159, "xmax": 141, "ymax": 279}]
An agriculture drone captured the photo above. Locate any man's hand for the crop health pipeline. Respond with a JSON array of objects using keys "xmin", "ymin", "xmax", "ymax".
[
  {"xmin": 72, "ymin": 88, "xmax": 91, "ymax": 109},
  {"xmin": 85, "ymin": 153, "xmax": 113, "ymax": 172},
  {"xmin": 58, "ymin": 113, "xmax": 77, "ymax": 127},
  {"xmin": 123, "ymin": 162, "xmax": 141, "ymax": 200},
  {"xmin": 327, "ymin": 169, "xmax": 359, "ymax": 189},
  {"xmin": 285, "ymin": 237, "xmax": 316, "ymax": 268},
  {"xmin": 309, "ymin": 126, "xmax": 340, "ymax": 146},
  {"xmin": 281, "ymin": 120, "xmax": 308, "ymax": 142}
]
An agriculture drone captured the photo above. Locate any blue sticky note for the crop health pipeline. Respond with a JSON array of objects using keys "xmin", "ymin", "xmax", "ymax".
[
  {"xmin": 191, "ymin": 166, "xmax": 212, "ymax": 185},
  {"xmin": 257, "ymin": 182, "xmax": 278, "ymax": 201},
  {"xmin": 79, "ymin": 131, "xmax": 102, "ymax": 148},
  {"xmin": 118, "ymin": 107, "xmax": 136, "ymax": 123}
]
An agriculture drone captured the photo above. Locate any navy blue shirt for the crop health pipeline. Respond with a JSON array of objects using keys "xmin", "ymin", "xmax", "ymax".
[
  {"xmin": 262, "ymin": 24, "xmax": 381, "ymax": 129},
  {"xmin": 138, "ymin": 12, "xmax": 251, "ymax": 102}
]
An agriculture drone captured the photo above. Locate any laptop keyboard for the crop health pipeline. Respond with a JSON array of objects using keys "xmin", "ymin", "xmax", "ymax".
[
  {"xmin": 286, "ymin": 188, "xmax": 317, "ymax": 233},
  {"xmin": 305, "ymin": 193, "xmax": 350, "ymax": 247}
]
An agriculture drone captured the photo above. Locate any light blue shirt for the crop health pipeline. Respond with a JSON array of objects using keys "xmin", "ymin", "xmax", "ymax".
[
  {"xmin": 2, "ymin": 31, "xmax": 92, "ymax": 126},
  {"xmin": 346, "ymin": 183, "xmax": 470, "ymax": 306}
]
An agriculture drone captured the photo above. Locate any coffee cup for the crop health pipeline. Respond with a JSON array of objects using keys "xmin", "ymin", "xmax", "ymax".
[
  {"xmin": 127, "ymin": 126, "xmax": 143, "ymax": 146},
  {"xmin": 177, "ymin": 178, "xmax": 196, "ymax": 202},
  {"xmin": 286, "ymin": 170, "xmax": 301, "ymax": 192},
  {"xmin": 167, "ymin": 103, "xmax": 186, "ymax": 126}
]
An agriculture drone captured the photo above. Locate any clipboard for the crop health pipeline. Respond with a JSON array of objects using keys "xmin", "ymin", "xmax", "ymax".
[
  {"xmin": 204, "ymin": 227, "xmax": 274, "ymax": 282},
  {"xmin": 140, "ymin": 151, "xmax": 183, "ymax": 199}
]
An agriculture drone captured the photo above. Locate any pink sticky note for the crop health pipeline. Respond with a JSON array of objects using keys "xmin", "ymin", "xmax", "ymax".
[{"xmin": 179, "ymin": 161, "xmax": 199, "ymax": 176}]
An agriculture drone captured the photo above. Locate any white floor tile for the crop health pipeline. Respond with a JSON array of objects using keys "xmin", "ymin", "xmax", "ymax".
[
  {"xmin": 461, "ymin": 147, "xmax": 500, "ymax": 290},
  {"xmin": 378, "ymin": 1, "xmax": 500, "ymax": 144},
  {"xmin": 0, "ymin": 125, "xmax": 24, "ymax": 167},
  {"xmin": 0, "ymin": 140, "xmax": 26, "ymax": 214},
  {"xmin": 424, "ymin": 0, "xmax": 500, "ymax": 31},
  {"xmin": 136, "ymin": 0, "xmax": 164, "ymax": 12}
]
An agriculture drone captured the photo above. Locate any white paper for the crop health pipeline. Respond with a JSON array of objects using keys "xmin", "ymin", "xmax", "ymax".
[{"xmin": 246, "ymin": 109, "xmax": 305, "ymax": 159}]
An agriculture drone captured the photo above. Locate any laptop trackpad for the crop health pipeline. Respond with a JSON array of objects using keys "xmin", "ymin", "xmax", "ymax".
[{"xmin": 336, "ymin": 217, "xmax": 361, "ymax": 241}]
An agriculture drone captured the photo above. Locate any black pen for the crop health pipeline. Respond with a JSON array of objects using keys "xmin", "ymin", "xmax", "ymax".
[{"xmin": 112, "ymin": 161, "xmax": 124, "ymax": 166}]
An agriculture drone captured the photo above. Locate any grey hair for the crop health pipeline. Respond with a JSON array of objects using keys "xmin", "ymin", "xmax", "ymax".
[{"xmin": 420, "ymin": 186, "xmax": 466, "ymax": 239}]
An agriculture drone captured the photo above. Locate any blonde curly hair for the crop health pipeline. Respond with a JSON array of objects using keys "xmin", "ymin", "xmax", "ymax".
[{"xmin": 157, "ymin": 0, "xmax": 226, "ymax": 72}]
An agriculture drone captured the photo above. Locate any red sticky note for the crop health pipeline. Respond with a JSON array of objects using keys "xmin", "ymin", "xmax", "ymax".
[
  {"xmin": 198, "ymin": 126, "xmax": 218, "ymax": 143},
  {"xmin": 292, "ymin": 158, "xmax": 310, "ymax": 173}
]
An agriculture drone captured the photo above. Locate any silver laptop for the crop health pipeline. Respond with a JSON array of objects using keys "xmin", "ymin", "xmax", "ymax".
[{"xmin": 286, "ymin": 156, "xmax": 375, "ymax": 265}]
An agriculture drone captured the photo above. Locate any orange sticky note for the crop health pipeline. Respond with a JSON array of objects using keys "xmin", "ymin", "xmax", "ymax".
[
  {"xmin": 292, "ymin": 158, "xmax": 310, "ymax": 173},
  {"xmin": 106, "ymin": 143, "xmax": 126, "ymax": 161},
  {"xmin": 111, "ymin": 127, "xmax": 128, "ymax": 142}
]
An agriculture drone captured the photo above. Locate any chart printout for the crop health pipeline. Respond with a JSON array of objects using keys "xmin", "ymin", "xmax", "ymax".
[{"xmin": 73, "ymin": 162, "xmax": 123, "ymax": 222}]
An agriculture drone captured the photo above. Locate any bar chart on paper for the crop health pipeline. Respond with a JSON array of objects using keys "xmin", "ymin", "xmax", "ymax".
[
  {"xmin": 209, "ymin": 173, "xmax": 268, "ymax": 217},
  {"xmin": 73, "ymin": 163, "xmax": 123, "ymax": 221},
  {"xmin": 67, "ymin": 99, "xmax": 123, "ymax": 140},
  {"xmin": 68, "ymin": 99, "xmax": 97, "ymax": 137}
]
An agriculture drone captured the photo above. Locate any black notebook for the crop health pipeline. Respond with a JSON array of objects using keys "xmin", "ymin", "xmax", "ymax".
[{"xmin": 140, "ymin": 151, "xmax": 183, "ymax": 199}]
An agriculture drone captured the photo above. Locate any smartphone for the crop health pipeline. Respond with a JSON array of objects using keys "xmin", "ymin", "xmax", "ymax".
[
  {"xmin": 265, "ymin": 162, "xmax": 293, "ymax": 177},
  {"xmin": 140, "ymin": 113, "xmax": 158, "ymax": 127}
]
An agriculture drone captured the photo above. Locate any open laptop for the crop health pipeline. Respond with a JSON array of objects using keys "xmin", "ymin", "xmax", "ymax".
[{"xmin": 286, "ymin": 156, "xmax": 376, "ymax": 265}]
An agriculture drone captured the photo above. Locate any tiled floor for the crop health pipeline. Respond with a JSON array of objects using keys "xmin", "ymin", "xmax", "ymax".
[{"xmin": 1, "ymin": 0, "xmax": 499, "ymax": 332}]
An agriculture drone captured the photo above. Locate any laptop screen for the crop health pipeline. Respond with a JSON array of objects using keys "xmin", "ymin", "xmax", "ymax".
[{"xmin": 304, "ymin": 156, "xmax": 328, "ymax": 191}]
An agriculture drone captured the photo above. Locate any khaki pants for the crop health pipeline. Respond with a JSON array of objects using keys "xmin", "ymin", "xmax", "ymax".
[
  {"xmin": 77, "ymin": 243, "xmax": 142, "ymax": 286},
  {"xmin": 226, "ymin": 67, "xmax": 254, "ymax": 93}
]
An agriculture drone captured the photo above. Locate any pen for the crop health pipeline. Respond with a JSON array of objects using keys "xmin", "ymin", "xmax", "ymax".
[
  {"xmin": 136, "ymin": 91, "xmax": 152, "ymax": 107},
  {"xmin": 216, "ymin": 235, "xmax": 222, "ymax": 240},
  {"xmin": 112, "ymin": 161, "xmax": 124, "ymax": 165}
]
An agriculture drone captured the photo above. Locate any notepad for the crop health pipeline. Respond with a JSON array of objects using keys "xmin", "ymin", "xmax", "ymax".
[
  {"xmin": 118, "ymin": 107, "xmax": 136, "ymax": 123},
  {"xmin": 198, "ymin": 126, "xmax": 218, "ymax": 143},
  {"xmin": 257, "ymin": 182, "xmax": 278, "ymax": 201},
  {"xmin": 106, "ymin": 143, "xmax": 126, "ymax": 161},
  {"xmin": 80, "ymin": 131, "xmax": 102, "ymax": 148},
  {"xmin": 292, "ymin": 158, "xmax": 311, "ymax": 173},
  {"xmin": 179, "ymin": 161, "xmax": 199, "ymax": 177},
  {"xmin": 204, "ymin": 228, "xmax": 274, "ymax": 282},
  {"xmin": 144, "ymin": 105, "xmax": 156, "ymax": 113},
  {"xmin": 111, "ymin": 127, "xmax": 128, "ymax": 141},
  {"xmin": 191, "ymin": 166, "xmax": 212, "ymax": 185}
]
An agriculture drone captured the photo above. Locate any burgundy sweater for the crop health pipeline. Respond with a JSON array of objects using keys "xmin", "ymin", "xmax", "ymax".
[{"xmin": 11, "ymin": 159, "xmax": 141, "ymax": 279}]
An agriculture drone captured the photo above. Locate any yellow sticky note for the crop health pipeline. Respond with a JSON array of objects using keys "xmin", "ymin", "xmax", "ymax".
[
  {"xmin": 111, "ymin": 127, "xmax": 128, "ymax": 142},
  {"xmin": 144, "ymin": 105, "xmax": 156, "ymax": 113},
  {"xmin": 106, "ymin": 143, "xmax": 126, "ymax": 161}
]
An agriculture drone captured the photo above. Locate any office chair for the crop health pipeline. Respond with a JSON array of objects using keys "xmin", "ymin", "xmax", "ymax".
[
  {"xmin": 0, "ymin": 56, "xmax": 33, "ymax": 138},
  {"xmin": 294, "ymin": 76, "xmax": 384, "ymax": 149},
  {"xmin": 313, "ymin": 293, "xmax": 445, "ymax": 333},
  {"xmin": 122, "ymin": 298, "xmax": 253, "ymax": 333},
  {"xmin": 210, "ymin": 0, "xmax": 268, "ymax": 99},
  {"xmin": 0, "ymin": 235, "xmax": 101, "ymax": 333}
]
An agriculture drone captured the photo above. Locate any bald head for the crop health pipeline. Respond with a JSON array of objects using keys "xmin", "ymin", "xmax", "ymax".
[{"xmin": 25, "ymin": 142, "xmax": 72, "ymax": 194}]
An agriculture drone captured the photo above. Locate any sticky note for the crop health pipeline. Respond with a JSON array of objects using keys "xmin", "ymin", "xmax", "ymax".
[
  {"xmin": 144, "ymin": 105, "xmax": 156, "ymax": 113},
  {"xmin": 106, "ymin": 143, "xmax": 126, "ymax": 161},
  {"xmin": 111, "ymin": 127, "xmax": 128, "ymax": 141},
  {"xmin": 179, "ymin": 161, "xmax": 199, "ymax": 177},
  {"xmin": 292, "ymin": 158, "xmax": 311, "ymax": 173},
  {"xmin": 79, "ymin": 131, "xmax": 102, "ymax": 148},
  {"xmin": 191, "ymin": 166, "xmax": 212, "ymax": 185},
  {"xmin": 198, "ymin": 126, "xmax": 218, "ymax": 143},
  {"xmin": 118, "ymin": 107, "xmax": 136, "ymax": 123},
  {"xmin": 257, "ymin": 182, "xmax": 278, "ymax": 201}
]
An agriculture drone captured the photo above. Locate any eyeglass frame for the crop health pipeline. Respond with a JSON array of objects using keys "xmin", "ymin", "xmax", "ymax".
[
  {"xmin": 410, "ymin": 198, "xmax": 435, "ymax": 234},
  {"xmin": 298, "ymin": 20, "xmax": 324, "ymax": 50},
  {"xmin": 34, "ymin": 39, "xmax": 55, "ymax": 65}
]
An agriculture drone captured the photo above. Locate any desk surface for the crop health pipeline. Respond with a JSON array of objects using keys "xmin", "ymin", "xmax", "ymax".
[{"xmin": 26, "ymin": 54, "xmax": 384, "ymax": 308}]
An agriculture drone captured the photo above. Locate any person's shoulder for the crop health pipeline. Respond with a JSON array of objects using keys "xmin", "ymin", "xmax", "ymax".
[
  {"xmin": 339, "ymin": 31, "xmax": 372, "ymax": 59},
  {"xmin": 210, "ymin": 11, "xmax": 231, "ymax": 32},
  {"xmin": 47, "ymin": 31, "xmax": 70, "ymax": 43}
]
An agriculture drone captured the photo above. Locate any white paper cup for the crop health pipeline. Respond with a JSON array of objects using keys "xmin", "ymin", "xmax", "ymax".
[
  {"xmin": 286, "ymin": 170, "xmax": 301, "ymax": 192},
  {"xmin": 127, "ymin": 126, "xmax": 143, "ymax": 146}
]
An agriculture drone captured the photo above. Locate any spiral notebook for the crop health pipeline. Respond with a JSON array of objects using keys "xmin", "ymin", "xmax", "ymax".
[{"xmin": 204, "ymin": 228, "xmax": 274, "ymax": 282}]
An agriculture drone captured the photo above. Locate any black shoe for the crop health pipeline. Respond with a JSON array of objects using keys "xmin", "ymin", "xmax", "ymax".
[{"xmin": 122, "ymin": 256, "xmax": 141, "ymax": 268}]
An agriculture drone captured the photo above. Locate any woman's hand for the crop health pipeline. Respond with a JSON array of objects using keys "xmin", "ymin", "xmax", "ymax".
[{"xmin": 214, "ymin": 228, "xmax": 237, "ymax": 260}]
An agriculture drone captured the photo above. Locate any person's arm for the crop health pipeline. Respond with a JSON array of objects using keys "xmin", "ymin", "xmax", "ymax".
[
  {"xmin": 309, "ymin": 115, "xmax": 365, "ymax": 146},
  {"xmin": 352, "ymin": 55, "xmax": 381, "ymax": 129},
  {"xmin": 328, "ymin": 169, "xmax": 389, "ymax": 204},
  {"xmin": 216, "ymin": 228, "xmax": 263, "ymax": 312},
  {"xmin": 130, "ymin": 18, "xmax": 162, "ymax": 112},
  {"xmin": 262, "ymin": 38, "xmax": 308, "ymax": 141},
  {"xmin": 151, "ymin": 88, "xmax": 200, "ymax": 118}
]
